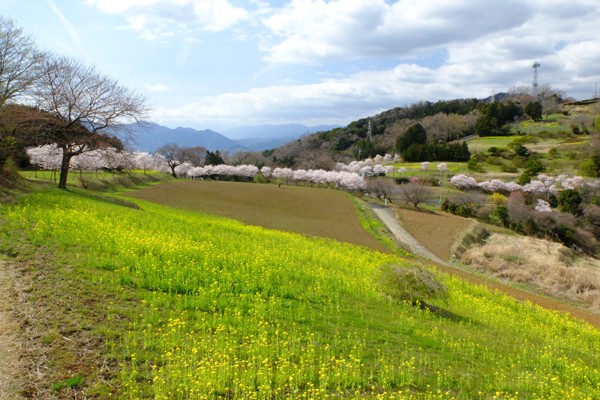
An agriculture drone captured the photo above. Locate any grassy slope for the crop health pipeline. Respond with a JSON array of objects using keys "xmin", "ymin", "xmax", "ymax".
[{"xmin": 1, "ymin": 187, "xmax": 599, "ymax": 399}]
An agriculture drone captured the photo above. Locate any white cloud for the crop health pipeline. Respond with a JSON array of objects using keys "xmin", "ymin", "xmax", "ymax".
[
  {"xmin": 145, "ymin": 83, "xmax": 170, "ymax": 93},
  {"xmin": 87, "ymin": 0, "xmax": 600, "ymax": 129},
  {"xmin": 262, "ymin": 0, "xmax": 533, "ymax": 63},
  {"xmin": 86, "ymin": 0, "xmax": 249, "ymax": 38},
  {"xmin": 84, "ymin": 0, "xmax": 159, "ymax": 13}
]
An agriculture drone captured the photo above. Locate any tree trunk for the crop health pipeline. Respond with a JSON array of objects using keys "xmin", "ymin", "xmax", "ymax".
[{"xmin": 58, "ymin": 148, "xmax": 72, "ymax": 189}]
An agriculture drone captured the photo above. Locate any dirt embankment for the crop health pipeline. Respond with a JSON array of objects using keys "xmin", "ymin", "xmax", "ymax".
[
  {"xmin": 462, "ymin": 234, "xmax": 600, "ymax": 313},
  {"xmin": 0, "ymin": 261, "xmax": 24, "ymax": 400},
  {"xmin": 387, "ymin": 206, "xmax": 600, "ymax": 329}
]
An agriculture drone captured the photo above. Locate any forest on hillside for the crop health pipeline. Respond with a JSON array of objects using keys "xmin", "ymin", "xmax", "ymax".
[{"xmin": 231, "ymin": 86, "xmax": 571, "ymax": 170}]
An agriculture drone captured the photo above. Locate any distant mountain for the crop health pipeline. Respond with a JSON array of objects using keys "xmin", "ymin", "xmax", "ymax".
[
  {"xmin": 223, "ymin": 124, "xmax": 339, "ymax": 140},
  {"xmin": 226, "ymin": 124, "xmax": 340, "ymax": 151},
  {"xmin": 123, "ymin": 122, "xmax": 339, "ymax": 153},
  {"xmin": 125, "ymin": 123, "xmax": 241, "ymax": 152}
]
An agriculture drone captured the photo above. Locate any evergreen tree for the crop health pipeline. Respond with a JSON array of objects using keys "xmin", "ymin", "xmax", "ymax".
[
  {"xmin": 396, "ymin": 123, "xmax": 427, "ymax": 153},
  {"xmin": 206, "ymin": 150, "xmax": 225, "ymax": 165},
  {"xmin": 525, "ymin": 101, "xmax": 543, "ymax": 121}
]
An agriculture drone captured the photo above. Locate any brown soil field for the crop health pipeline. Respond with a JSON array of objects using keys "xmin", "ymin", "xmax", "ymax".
[
  {"xmin": 392, "ymin": 206, "xmax": 473, "ymax": 260},
  {"xmin": 126, "ymin": 180, "xmax": 390, "ymax": 253}
]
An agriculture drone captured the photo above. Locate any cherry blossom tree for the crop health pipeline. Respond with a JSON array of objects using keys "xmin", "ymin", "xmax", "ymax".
[
  {"xmin": 260, "ymin": 166, "xmax": 272, "ymax": 178},
  {"xmin": 450, "ymin": 174, "xmax": 479, "ymax": 190},
  {"xmin": 534, "ymin": 199, "xmax": 552, "ymax": 212}
]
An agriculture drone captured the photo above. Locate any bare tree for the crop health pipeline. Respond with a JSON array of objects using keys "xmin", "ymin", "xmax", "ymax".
[
  {"xmin": 157, "ymin": 143, "xmax": 189, "ymax": 177},
  {"xmin": 367, "ymin": 177, "xmax": 395, "ymax": 202},
  {"xmin": 400, "ymin": 181, "xmax": 432, "ymax": 208},
  {"xmin": 182, "ymin": 146, "xmax": 207, "ymax": 167},
  {"xmin": 0, "ymin": 16, "xmax": 45, "ymax": 107},
  {"xmin": 31, "ymin": 56, "xmax": 148, "ymax": 189}
]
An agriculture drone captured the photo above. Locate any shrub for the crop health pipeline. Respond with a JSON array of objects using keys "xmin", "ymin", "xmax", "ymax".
[
  {"xmin": 441, "ymin": 198, "xmax": 451, "ymax": 212},
  {"xmin": 378, "ymin": 264, "xmax": 448, "ymax": 305},
  {"xmin": 500, "ymin": 162, "xmax": 518, "ymax": 173},
  {"xmin": 558, "ymin": 189, "xmax": 583, "ymax": 215},
  {"xmin": 491, "ymin": 192, "xmax": 507, "ymax": 205},
  {"xmin": 490, "ymin": 205, "xmax": 509, "ymax": 227},
  {"xmin": 467, "ymin": 157, "xmax": 484, "ymax": 172},
  {"xmin": 253, "ymin": 172, "xmax": 268, "ymax": 184}
]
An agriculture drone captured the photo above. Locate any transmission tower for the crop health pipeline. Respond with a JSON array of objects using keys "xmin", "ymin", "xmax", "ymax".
[{"xmin": 532, "ymin": 62, "xmax": 540, "ymax": 98}]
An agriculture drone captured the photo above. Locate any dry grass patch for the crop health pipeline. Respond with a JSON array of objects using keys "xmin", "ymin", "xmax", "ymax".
[{"xmin": 462, "ymin": 234, "xmax": 600, "ymax": 312}]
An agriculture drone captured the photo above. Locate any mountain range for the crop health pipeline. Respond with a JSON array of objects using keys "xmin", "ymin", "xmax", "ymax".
[{"xmin": 124, "ymin": 123, "xmax": 338, "ymax": 153}]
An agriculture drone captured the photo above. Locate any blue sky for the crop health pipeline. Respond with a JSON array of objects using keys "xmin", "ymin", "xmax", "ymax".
[{"xmin": 2, "ymin": 0, "xmax": 599, "ymax": 136}]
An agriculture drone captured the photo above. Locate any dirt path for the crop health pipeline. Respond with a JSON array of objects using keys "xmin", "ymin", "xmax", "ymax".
[
  {"xmin": 0, "ymin": 261, "xmax": 24, "ymax": 400},
  {"xmin": 369, "ymin": 204, "xmax": 600, "ymax": 329},
  {"xmin": 370, "ymin": 204, "xmax": 447, "ymax": 264}
]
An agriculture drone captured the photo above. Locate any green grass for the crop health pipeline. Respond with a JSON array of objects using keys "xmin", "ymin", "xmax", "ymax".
[
  {"xmin": 1, "ymin": 186, "xmax": 599, "ymax": 399},
  {"xmin": 19, "ymin": 169, "xmax": 171, "ymax": 192}
]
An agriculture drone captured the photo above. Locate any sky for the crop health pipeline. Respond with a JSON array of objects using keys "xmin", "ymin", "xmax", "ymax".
[{"xmin": 1, "ymin": 0, "xmax": 599, "ymax": 136}]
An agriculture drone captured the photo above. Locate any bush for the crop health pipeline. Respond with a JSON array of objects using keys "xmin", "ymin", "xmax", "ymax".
[
  {"xmin": 490, "ymin": 205, "xmax": 509, "ymax": 227},
  {"xmin": 378, "ymin": 264, "xmax": 448, "ymax": 305},
  {"xmin": 558, "ymin": 189, "xmax": 583, "ymax": 215},
  {"xmin": 253, "ymin": 173, "xmax": 268, "ymax": 184},
  {"xmin": 491, "ymin": 192, "xmax": 508, "ymax": 205},
  {"xmin": 500, "ymin": 162, "xmax": 518, "ymax": 173}
]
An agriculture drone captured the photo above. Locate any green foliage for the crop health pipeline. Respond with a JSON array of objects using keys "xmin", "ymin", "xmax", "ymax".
[
  {"xmin": 558, "ymin": 189, "xmax": 583, "ymax": 214},
  {"xmin": 205, "ymin": 150, "xmax": 225, "ymax": 165},
  {"xmin": 253, "ymin": 172, "xmax": 268, "ymax": 184},
  {"xmin": 52, "ymin": 375, "xmax": 84, "ymax": 391},
  {"xmin": 580, "ymin": 154, "xmax": 600, "ymax": 177},
  {"xmin": 378, "ymin": 264, "xmax": 448, "ymax": 304},
  {"xmin": 354, "ymin": 138, "xmax": 378, "ymax": 159},
  {"xmin": 525, "ymin": 101, "xmax": 543, "ymax": 121},
  {"xmin": 467, "ymin": 157, "xmax": 485, "ymax": 172},
  {"xmin": 334, "ymin": 135, "xmax": 355, "ymax": 151},
  {"xmin": 490, "ymin": 205, "xmax": 510, "ymax": 227},
  {"xmin": 518, "ymin": 159, "xmax": 546, "ymax": 185},
  {"xmin": 401, "ymin": 142, "xmax": 470, "ymax": 162},
  {"xmin": 396, "ymin": 123, "xmax": 427, "ymax": 153},
  {"xmin": 512, "ymin": 144, "xmax": 531, "ymax": 158},
  {"xmin": 475, "ymin": 101, "xmax": 524, "ymax": 136}
]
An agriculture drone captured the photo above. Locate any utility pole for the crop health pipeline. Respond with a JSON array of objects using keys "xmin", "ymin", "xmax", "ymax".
[{"xmin": 532, "ymin": 62, "xmax": 540, "ymax": 98}]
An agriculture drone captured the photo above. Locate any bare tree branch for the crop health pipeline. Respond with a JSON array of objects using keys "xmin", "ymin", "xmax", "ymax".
[
  {"xmin": 0, "ymin": 16, "xmax": 46, "ymax": 107},
  {"xmin": 30, "ymin": 55, "xmax": 149, "ymax": 188}
]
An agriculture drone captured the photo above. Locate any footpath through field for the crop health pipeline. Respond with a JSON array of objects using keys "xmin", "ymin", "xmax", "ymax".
[{"xmin": 369, "ymin": 203, "xmax": 600, "ymax": 329}]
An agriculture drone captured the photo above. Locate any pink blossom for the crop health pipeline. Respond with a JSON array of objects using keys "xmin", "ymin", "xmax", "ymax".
[
  {"xmin": 450, "ymin": 174, "xmax": 478, "ymax": 189},
  {"xmin": 534, "ymin": 199, "xmax": 552, "ymax": 213}
]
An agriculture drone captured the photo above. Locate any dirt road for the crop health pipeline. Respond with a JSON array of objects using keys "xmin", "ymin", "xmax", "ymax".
[
  {"xmin": 370, "ymin": 204, "xmax": 448, "ymax": 264},
  {"xmin": 369, "ymin": 204, "xmax": 600, "ymax": 329}
]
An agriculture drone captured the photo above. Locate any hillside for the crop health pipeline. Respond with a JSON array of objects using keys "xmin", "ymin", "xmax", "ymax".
[
  {"xmin": 258, "ymin": 95, "xmax": 598, "ymax": 171},
  {"xmin": 1, "ymin": 184, "xmax": 599, "ymax": 398}
]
